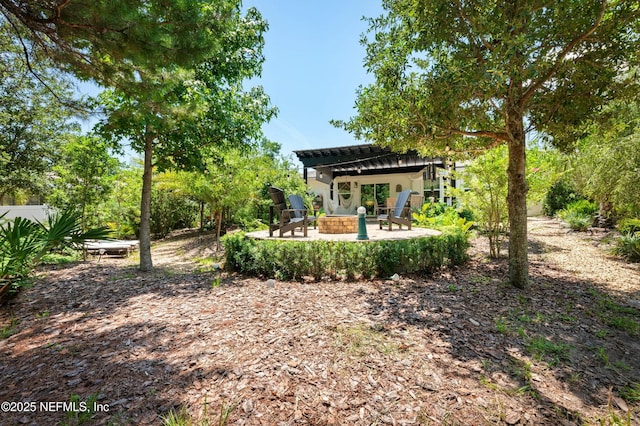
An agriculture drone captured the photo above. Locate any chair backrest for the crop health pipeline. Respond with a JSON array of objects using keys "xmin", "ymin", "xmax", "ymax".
[
  {"xmin": 269, "ymin": 187, "xmax": 290, "ymax": 222},
  {"xmin": 393, "ymin": 189, "xmax": 412, "ymax": 218},
  {"xmin": 288, "ymin": 194, "xmax": 306, "ymax": 219},
  {"xmin": 410, "ymin": 194, "xmax": 424, "ymax": 209}
]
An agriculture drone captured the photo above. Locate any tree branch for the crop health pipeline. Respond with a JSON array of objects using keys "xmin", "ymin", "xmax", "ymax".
[
  {"xmin": 519, "ymin": 0, "xmax": 607, "ymax": 110},
  {"xmin": 1, "ymin": 9, "xmax": 90, "ymax": 112},
  {"xmin": 453, "ymin": 0, "xmax": 494, "ymax": 53},
  {"xmin": 443, "ymin": 127, "xmax": 509, "ymax": 142}
]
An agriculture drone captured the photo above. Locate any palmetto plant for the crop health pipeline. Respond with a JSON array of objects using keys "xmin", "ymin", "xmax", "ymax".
[{"xmin": 0, "ymin": 210, "xmax": 111, "ymax": 288}]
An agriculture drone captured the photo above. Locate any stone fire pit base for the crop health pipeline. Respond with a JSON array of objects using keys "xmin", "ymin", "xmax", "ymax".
[{"xmin": 318, "ymin": 215, "xmax": 358, "ymax": 234}]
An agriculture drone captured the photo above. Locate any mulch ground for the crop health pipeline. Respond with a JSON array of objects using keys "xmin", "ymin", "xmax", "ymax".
[{"xmin": 1, "ymin": 217, "xmax": 639, "ymax": 425}]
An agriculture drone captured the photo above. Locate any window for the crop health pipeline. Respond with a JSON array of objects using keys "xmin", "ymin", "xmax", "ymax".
[
  {"xmin": 337, "ymin": 182, "xmax": 351, "ymax": 200},
  {"xmin": 424, "ymin": 177, "xmax": 440, "ymax": 202},
  {"xmin": 361, "ymin": 183, "xmax": 390, "ymax": 215}
]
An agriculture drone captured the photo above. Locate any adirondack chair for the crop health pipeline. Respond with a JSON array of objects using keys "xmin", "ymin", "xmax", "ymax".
[
  {"xmin": 378, "ymin": 189, "xmax": 412, "ymax": 231},
  {"xmin": 268, "ymin": 187, "xmax": 312, "ymax": 237},
  {"xmin": 288, "ymin": 194, "xmax": 317, "ymax": 229}
]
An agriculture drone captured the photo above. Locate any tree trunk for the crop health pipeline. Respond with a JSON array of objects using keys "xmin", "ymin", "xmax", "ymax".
[
  {"xmin": 507, "ymin": 115, "xmax": 529, "ymax": 289},
  {"xmin": 199, "ymin": 201, "xmax": 204, "ymax": 231},
  {"xmin": 139, "ymin": 130, "xmax": 154, "ymax": 272},
  {"xmin": 216, "ymin": 209, "xmax": 223, "ymax": 251}
]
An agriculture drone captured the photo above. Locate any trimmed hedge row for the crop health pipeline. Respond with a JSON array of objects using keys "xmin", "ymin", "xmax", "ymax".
[{"xmin": 222, "ymin": 232, "xmax": 470, "ymax": 281}]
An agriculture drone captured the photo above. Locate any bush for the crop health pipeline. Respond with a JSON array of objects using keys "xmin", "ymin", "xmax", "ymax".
[
  {"xmin": 416, "ymin": 201, "xmax": 448, "ymax": 218},
  {"xmin": 617, "ymin": 218, "xmax": 640, "ymax": 235},
  {"xmin": 150, "ymin": 189, "xmax": 198, "ymax": 237},
  {"xmin": 222, "ymin": 232, "xmax": 470, "ymax": 280},
  {"xmin": 413, "ymin": 205, "xmax": 474, "ymax": 235},
  {"xmin": 543, "ymin": 180, "xmax": 582, "ymax": 216},
  {"xmin": 612, "ymin": 232, "xmax": 640, "ymax": 262},
  {"xmin": 560, "ymin": 211, "xmax": 593, "ymax": 231},
  {"xmin": 558, "ymin": 199, "xmax": 597, "ymax": 231},
  {"xmin": 0, "ymin": 210, "xmax": 111, "ymax": 291},
  {"xmin": 564, "ymin": 199, "xmax": 598, "ymax": 216}
]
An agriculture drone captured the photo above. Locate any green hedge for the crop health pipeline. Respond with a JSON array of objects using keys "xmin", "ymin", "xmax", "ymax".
[{"xmin": 222, "ymin": 232, "xmax": 470, "ymax": 281}]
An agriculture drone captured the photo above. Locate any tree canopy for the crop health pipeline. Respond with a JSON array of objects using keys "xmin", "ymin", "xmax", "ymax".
[
  {"xmin": 0, "ymin": 22, "xmax": 79, "ymax": 202},
  {"xmin": 0, "ymin": 0, "xmax": 238, "ymax": 90},
  {"xmin": 96, "ymin": 5, "xmax": 276, "ymax": 271},
  {"xmin": 338, "ymin": 0, "xmax": 640, "ymax": 288}
]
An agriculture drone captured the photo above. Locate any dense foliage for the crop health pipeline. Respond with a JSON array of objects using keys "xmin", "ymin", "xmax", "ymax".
[
  {"xmin": 49, "ymin": 135, "xmax": 120, "ymax": 230},
  {"xmin": 0, "ymin": 210, "xmax": 111, "ymax": 291},
  {"xmin": 337, "ymin": 0, "xmax": 640, "ymax": 288},
  {"xmin": 0, "ymin": 23, "xmax": 80, "ymax": 203},
  {"xmin": 223, "ymin": 232, "xmax": 469, "ymax": 281},
  {"xmin": 0, "ymin": 0, "xmax": 238, "ymax": 92},
  {"xmin": 569, "ymin": 101, "xmax": 640, "ymax": 221}
]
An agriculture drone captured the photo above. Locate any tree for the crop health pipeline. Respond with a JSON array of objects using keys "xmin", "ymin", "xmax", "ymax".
[
  {"xmin": 0, "ymin": 0, "xmax": 237, "ymax": 91},
  {"xmin": 49, "ymin": 135, "xmax": 120, "ymax": 230},
  {"xmin": 453, "ymin": 147, "xmax": 508, "ymax": 258},
  {"xmin": 157, "ymin": 141, "xmax": 306, "ymax": 249},
  {"xmin": 0, "ymin": 22, "xmax": 79, "ymax": 203},
  {"xmin": 571, "ymin": 101, "xmax": 640, "ymax": 219},
  {"xmin": 97, "ymin": 5, "xmax": 275, "ymax": 271},
  {"xmin": 337, "ymin": 0, "xmax": 640, "ymax": 288}
]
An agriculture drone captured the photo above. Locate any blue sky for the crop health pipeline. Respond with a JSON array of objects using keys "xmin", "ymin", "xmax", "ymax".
[
  {"xmin": 243, "ymin": 1, "xmax": 384, "ymax": 164},
  {"xmin": 78, "ymin": 2, "xmax": 384, "ymax": 165}
]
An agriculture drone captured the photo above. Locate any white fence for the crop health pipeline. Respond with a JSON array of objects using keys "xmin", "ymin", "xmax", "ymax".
[{"xmin": 0, "ymin": 205, "xmax": 56, "ymax": 222}]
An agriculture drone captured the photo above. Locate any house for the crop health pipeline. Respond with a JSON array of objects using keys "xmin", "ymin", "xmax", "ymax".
[{"xmin": 294, "ymin": 144, "xmax": 465, "ymax": 216}]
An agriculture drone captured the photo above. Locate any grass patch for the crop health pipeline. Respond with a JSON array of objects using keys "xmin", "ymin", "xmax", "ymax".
[
  {"xmin": 40, "ymin": 251, "xmax": 82, "ymax": 265},
  {"xmin": 589, "ymin": 289, "xmax": 640, "ymax": 335},
  {"xmin": 494, "ymin": 317, "xmax": 510, "ymax": 335},
  {"xmin": 526, "ymin": 336, "xmax": 571, "ymax": 366},
  {"xmin": 60, "ymin": 393, "xmax": 99, "ymax": 426},
  {"xmin": 333, "ymin": 323, "xmax": 397, "ymax": 357},
  {"xmin": 210, "ymin": 277, "xmax": 221, "ymax": 288},
  {"xmin": 35, "ymin": 310, "xmax": 50, "ymax": 319},
  {"xmin": 161, "ymin": 397, "xmax": 236, "ymax": 426},
  {"xmin": 1, "ymin": 316, "xmax": 18, "ymax": 339},
  {"xmin": 619, "ymin": 382, "xmax": 640, "ymax": 403}
]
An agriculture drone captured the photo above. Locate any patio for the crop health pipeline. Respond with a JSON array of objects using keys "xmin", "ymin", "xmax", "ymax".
[{"xmin": 246, "ymin": 222, "xmax": 441, "ymax": 242}]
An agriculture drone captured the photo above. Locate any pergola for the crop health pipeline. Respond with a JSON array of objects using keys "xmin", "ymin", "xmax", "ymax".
[{"xmin": 294, "ymin": 144, "xmax": 442, "ymax": 183}]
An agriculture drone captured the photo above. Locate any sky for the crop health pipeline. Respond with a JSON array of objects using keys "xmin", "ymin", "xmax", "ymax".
[
  {"xmin": 242, "ymin": 1, "xmax": 384, "ymax": 165},
  {"xmin": 76, "ymin": 2, "xmax": 385, "ymax": 166}
]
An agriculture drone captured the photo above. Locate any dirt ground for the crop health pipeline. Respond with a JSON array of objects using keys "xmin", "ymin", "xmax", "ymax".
[{"xmin": 1, "ymin": 217, "xmax": 639, "ymax": 425}]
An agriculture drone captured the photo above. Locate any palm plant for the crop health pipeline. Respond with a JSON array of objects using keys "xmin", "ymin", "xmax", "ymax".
[{"xmin": 0, "ymin": 210, "xmax": 111, "ymax": 290}]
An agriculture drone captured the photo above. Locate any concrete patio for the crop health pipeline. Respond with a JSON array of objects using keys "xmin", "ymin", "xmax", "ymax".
[{"xmin": 246, "ymin": 223, "xmax": 441, "ymax": 242}]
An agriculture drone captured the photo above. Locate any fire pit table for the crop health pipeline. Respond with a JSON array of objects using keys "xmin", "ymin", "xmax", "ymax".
[{"xmin": 317, "ymin": 215, "xmax": 358, "ymax": 234}]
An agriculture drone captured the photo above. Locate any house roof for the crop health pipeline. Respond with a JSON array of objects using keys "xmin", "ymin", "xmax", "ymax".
[{"xmin": 294, "ymin": 144, "xmax": 440, "ymax": 177}]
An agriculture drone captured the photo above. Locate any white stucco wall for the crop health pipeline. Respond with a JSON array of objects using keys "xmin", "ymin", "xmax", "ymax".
[
  {"xmin": 0, "ymin": 205, "xmax": 55, "ymax": 222},
  {"xmin": 307, "ymin": 169, "xmax": 454, "ymax": 214}
]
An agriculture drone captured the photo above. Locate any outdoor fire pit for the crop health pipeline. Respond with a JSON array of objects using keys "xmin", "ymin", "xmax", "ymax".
[{"xmin": 317, "ymin": 215, "xmax": 358, "ymax": 234}]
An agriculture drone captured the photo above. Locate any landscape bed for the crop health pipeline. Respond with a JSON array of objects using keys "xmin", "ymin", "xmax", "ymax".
[
  {"xmin": 223, "ymin": 231, "xmax": 470, "ymax": 280},
  {"xmin": 0, "ymin": 218, "xmax": 639, "ymax": 425}
]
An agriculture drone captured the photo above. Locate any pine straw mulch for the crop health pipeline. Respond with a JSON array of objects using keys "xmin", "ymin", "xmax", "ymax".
[{"xmin": 1, "ymin": 217, "xmax": 639, "ymax": 425}]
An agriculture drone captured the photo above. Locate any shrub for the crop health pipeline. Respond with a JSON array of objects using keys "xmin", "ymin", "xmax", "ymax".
[
  {"xmin": 413, "ymin": 206, "xmax": 474, "ymax": 235},
  {"xmin": 617, "ymin": 218, "xmax": 640, "ymax": 235},
  {"xmin": 543, "ymin": 180, "xmax": 582, "ymax": 216},
  {"xmin": 415, "ymin": 201, "xmax": 448, "ymax": 219},
  {"xmin": 0, "ymin": 210, "xmax": 111, "ymax": 291},
  {"xmin": 564, "ymin": 199, "xmax": 598, "ymax": 216},
  {"xmin": 612, "ymin": 232, "xmax": 640, "ymax": 262},
  {"xmin": 558, "ymin": 199, "xmax": 597, "ymax": 231},
  {"xmin": 150, "ymin": 189, "xmax": 198, "ymax": 237},
  {"xmin": 222, "ymin": 232, "xmax": 469, "ymax": 280},
  {"xmin": 560, "ymin": 211, "xmax": 593, "ymax": 231}
]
